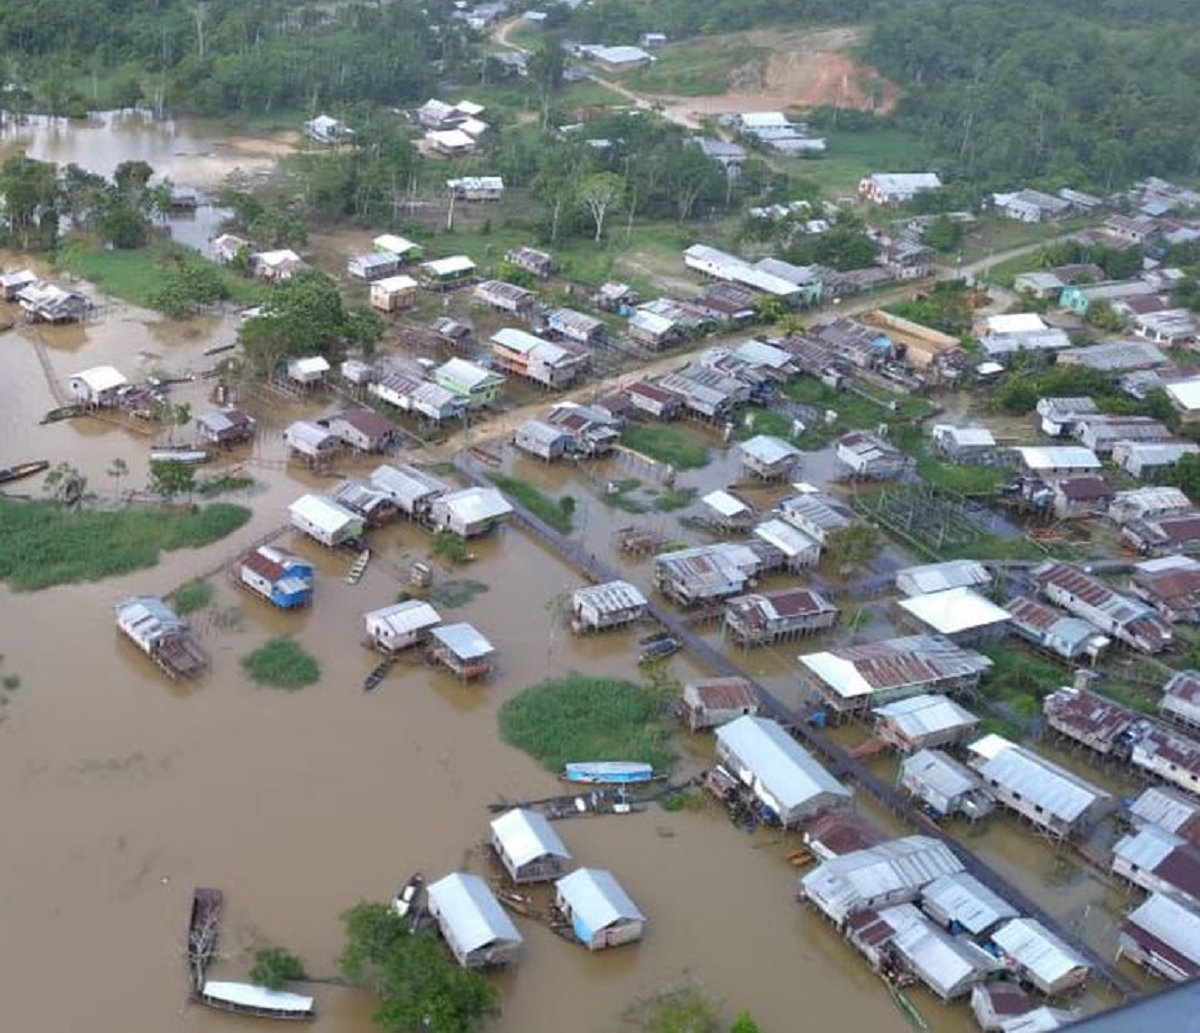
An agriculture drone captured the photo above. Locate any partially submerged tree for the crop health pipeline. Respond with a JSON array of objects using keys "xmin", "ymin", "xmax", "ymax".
[
  {"xmin": 43, "ymin": 462, "xmax": 87, "ymax": 506},
  {"xmin": 249, "ymin": 946, "xmax": 307, "ymax": 990},
  {"xmin": 149, "ymin": 459, "xmax": 197, "ymax": 500},
  {"xmin": 823, "ymin": 523, "xmax": 882, "ymax": 576}
]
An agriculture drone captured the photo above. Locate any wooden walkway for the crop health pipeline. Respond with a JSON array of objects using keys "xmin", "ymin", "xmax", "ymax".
[{"xmin": 452, "ymin": 453, "xmax": 1140, "ymax": 1001}]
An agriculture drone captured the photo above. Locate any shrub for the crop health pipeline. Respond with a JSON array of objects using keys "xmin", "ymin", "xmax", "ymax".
[{"xmin": 241, "ymin": 638, "xmax": 320, "ymax": 689}]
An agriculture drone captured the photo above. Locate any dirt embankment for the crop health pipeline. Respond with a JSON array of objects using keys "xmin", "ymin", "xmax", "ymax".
[{"xmin": 656, "ymin": 27, "xmax": 899, "ymax": 126}]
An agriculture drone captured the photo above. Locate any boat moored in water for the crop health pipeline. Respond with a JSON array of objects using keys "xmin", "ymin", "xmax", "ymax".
[
  {"xmin": 197, "ymin": 981, "xmax": 315, "ymax": 1021},
  {"xmin": 0, "ymin": 459, "xmax": 49, "ymax": 484},
  {"xmin": 562, "ymin": 761, "xmax": 655, "ymax": 785},
  {"xmin": 391, "ymin": 872, "xmax": 424, "ymax": 925}
]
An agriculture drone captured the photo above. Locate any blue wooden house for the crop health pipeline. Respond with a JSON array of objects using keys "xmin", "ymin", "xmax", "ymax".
[{"xmin": 236, "ymin": 545, "xmax": 315, "ymax": 609}]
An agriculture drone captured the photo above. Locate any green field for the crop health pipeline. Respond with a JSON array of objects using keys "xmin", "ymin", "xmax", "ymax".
[
  {"xmin": 0, "ymin": 498, "xmax": 251, "ymax": 591},
  {"xmin": 241, "ymin": 637, "xmax": 321, "ymax": 689},
  {"xmin": 620, "ymin": 425, "xmax": 711, "ymax": 470},
  {"xmin": 487, "ymin": 472, "xmax": 573, "ymax": 534},
  {"xmin": 622, "ymin": 39, "xmax": 767, "ymax": 96},
  {"xmin": 782, "ymin": 128, "xmax": 933, "ymax": 197}
]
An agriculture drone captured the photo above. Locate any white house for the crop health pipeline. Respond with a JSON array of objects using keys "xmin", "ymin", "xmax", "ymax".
[
  {"xmin": 363, "ymin": 599, "xmax": 442, "ymax": 652},
  {"xmin": 68, "ymin": 365, "xmax": 128, "ymax": 406},
  {"xmin": 555, "ymin": 868, "xmax": 647, "ymax": 951},
  {"xmin": 288, "ymin": 494, "xmax": 364, "ymax": 548},
  {"xmin": 430, "ymin": 487, "xmax": 513, "ymax": 538}
]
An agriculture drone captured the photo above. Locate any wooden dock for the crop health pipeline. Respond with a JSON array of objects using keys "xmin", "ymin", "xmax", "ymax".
[{"xmin": 451, "ymin": 451, "xmax": 1142, "ymax": 1001}]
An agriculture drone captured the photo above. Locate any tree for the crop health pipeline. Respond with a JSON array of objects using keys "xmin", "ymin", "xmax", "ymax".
[
  {"xmin": 339, "ymin": 901, "xmax": 498, "ymax": 1033},
  {"xmin": 823, "ymin": 524, "xmax": 881, "ymax": 576},
  {"xmin": 922, "ymin": 214, "xmax": 962, "ymax": 253},
  {"xmin": 150, "ymin": 459, "xmax": 196, "ymax": 500},
  {"xmin": 249, "ymin": 947, "xmax": 307, "ymax": 990},
  {"xmin": 1165, "ymin": 453, "xmax": 1200, "ymax": 497},
  {"xmin": 578, "ymin": 172, "xmax": 623, "ymax": 243},
  {"xmin": 729, "ymin": 1014, "xmax": 763, "ymax": 1033},
  {"xmin": 528, "ymin": 40, "xmax": 565, "ymax": 129},
  {"xmin": 0, "ymin": 156, "xmax": 61, "ymax": 250},
  {"xmin": 113, "ymin": 160, "xmax": 155, "ymax": 195},
  {"xmin": 93, "ymin": 190, "xmax": 150, "ymax": 248},
  {"xmin": 107, "ymin": 457, "xmax": 128, "ymax": 501},
  {"xmin": 43, "ymin": 462, "xmax": 87, "ymax": 506}
]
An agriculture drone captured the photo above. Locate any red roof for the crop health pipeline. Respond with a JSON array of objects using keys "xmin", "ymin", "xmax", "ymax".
[
  {"xmin": 803, "ymin": 811, "xmax": 884, "ymax": 856},
  {"xmin": 334, "ymin": 408, "xmax": 398, "ymax": 440},
  {"xmin": 1055, "ymin": 474, "xmax": 1113, "ymax": 501},
  {"xmin": 688, "ymin": 676, "xmax": 758, "ymax": 711}
]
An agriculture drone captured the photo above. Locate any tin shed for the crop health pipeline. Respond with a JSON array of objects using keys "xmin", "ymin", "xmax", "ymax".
[
  {"xmin": 555, "ymin": 868, "xmax": 646, "ymax": 950},
  {"xmin": 426, "ymin": 872, "xmax": 523, "ymax": 968},
  {"xmin": 489, "ymin": 808, "xmax": 572, "ymax": 884}
]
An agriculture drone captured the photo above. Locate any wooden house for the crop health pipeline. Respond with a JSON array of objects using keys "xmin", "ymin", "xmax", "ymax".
[
  {"xmin": 1005, "ymin": 596, "xmax": 1110, "ymax": 662},
  {"xmin": 489, "ymin": 808, "xmax": 572, "ymax": 884},
  {"xmin": 253, "ymin": 249, "xmax": 304, "ymax": 282},
  {"xmin": 1131, "ymin": 555, "xmax": 1200, "ymax": 624},
  {"xmin": 504, "ymin": 246, "xmax": 554, "ymax": 279},
  {"xmin": 991, "ymin": 919, "xmax": 1089, "ymax": 996},
  {"xmin": 236, "ymin": 546, "xmax": 314, "ymax": 609},
  {"xmin": 369, "ymin": 463, "xmax": 448, "ymax": 519},
  {"xmin": 513, "ymin": 419, "xmax": 570, "ymax": 461},
  {"xmin": 898, "ymin": 749, "xmax": 993, "ymax": 821},
  {"xmin": 196, "ymin": 407, "xmax": 256, "ymax": 447},
  {"xmin": 430, "ymin": 486, "xmax": 513, "ymax": 537},
  {"xmin": 288, "ymin": 494, "xmax": 364, "ymax": 548},
  {"xmin": 681, "ymin": 676, "xmax": 759, "ymax": 732},
  {"xmin": 1161, "ymin": 671, "xmax": 1200, "ymax": 729},
  {"xmin": 724, "ymin": 588, "xmax": 838, "ymax": 646},
  {"xmin": 430, "ymin": 623, "xmax": 495, "ymax": 679},
  {"xmin": 286, "ymin": 356, "xmax": 330, "ymax": 388},
  {"xmin": 17, "ymin": 281, "xmax": 91, "ymax": 322},
  {"xmin": 115, "ymin": 596, "xmax": 207, "ymax": 678},
  {"xmin": 330, "ymin": 479, "xmax": 398, "ymax": 527},
  {"xmin": 555, "ymin": 868, "xmax": 647, "ymax": 951},
  {"xmin": 433, "ymin": 358, "xmax": 504, "ymax": 408},
  {"xmin": 68, "ymin": 365, "xmax": 128, "ymax": 407},
  {"xmin": 420, "ymin": 255, "xmax": 477, "ymax": 289},
  {"xmin": 1117, "ymin": 893, "xmax": 1200, "ymax": 983},
  {"xmin": 872, "ymin": 694, "xmax": 979, "ymax": 753},
  {"xmin": 653, "ymin": 543, "xmax": 759, "ymax": 607},
  {"xmin": 0, "ymin": 268, "xmax": 36, "ymax": 299},
  {"xmin": 490, "ymin": 328, "xmax": 587, "ymax": 389},
  {"xmin": 363, "ymin": 599, "xmax": 442, "ymax": 653},
  {"xmin": 373, "ymin": 234, "xmax": 423, "ymax": 261},
  {"xmin": 348, "ymin": 251, "xmax": 400, "ymax": 281},
  {"xmin": 1031, "ymin": 561, "xmax": 1172, "ymax": 653},
  {"xmin": 445, "ymin": 176, "xmax": 504, "ymax": 201},
  {"xmin": 624, "ymin": 381, "xmax": 682, "ymax": 420},
  {"xmin": 369, "ymin": 275, "xmax": 419, "ymax": 312},
  {"xmin": 836, "ymin": 431, "xmax": 908, "ymax": 480},
  {"xmin": 284, "ymin": 420, "xmax": 339, "ymax": 463},
  {"xmin": 571, "ymin": 580, "xmax": 648, "ymax": 632},
  {"xmin": 546, "ymin": 308, "xmax": 605, "ymax": 346},
  {"xmin": 474, "ymin": 279, "xmax": 536, "ymax": 314},
  {"xmin": 327, "ymin": 409, "xmax": 400, "ymax": 453},
  {"xmin": 738, "ymin": 435, "xmax": 802, "ymax": 481},
  {"xmin": 426, "ymin": 873, "xmax": 523, "ymax": 969}
]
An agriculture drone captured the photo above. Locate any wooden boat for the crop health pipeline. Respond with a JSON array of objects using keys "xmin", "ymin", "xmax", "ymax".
[
  {"xmin": 150, "ymin": 448, "xmax": 210, "ymax": 465},
  {"xmin": 391, "ymin": 872, "xmax": 424, "ymax": 922},
  {"xmin": 0, "ymin": 459, "xmax": 49, "ymax": 485},
  {"xmin": 198, "ymin": 981, "xmax": 315, "ymax": 1021},
  {"xmin": 363, "ymin": 657, "xmax": 396, "ymax": 692},
  {"xmin": 187, "ymin": 887, "xmax": 223, "ymax": 990},
  {"xmin": 563, "ymin": 761, "xmax": 654, "ymax": 785},
  {"xmin": 39, "ymin": 404, "xmax": 85, "ymax": 424},
  {"xmin": 344, "ymin": 549, "xmax": 371, "ymax": 585},
  {"xmin": 638, "ymin": 631, "xmax": 681, "ymax": 664}
]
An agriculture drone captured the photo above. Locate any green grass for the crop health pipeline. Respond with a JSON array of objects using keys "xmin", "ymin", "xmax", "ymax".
[
  {"xmin": 598, "ymin": 478, "xmax": 648, "ymax": 514},
  {"xmin": 498, "ymin": 675, "xmax": 675, "ymax": 774},
  {"xmin": 57, "ymin": 239, "xmax": 265, "ymax": 310},
  {"xmin": 780, "ymin": 128, "xmax": 932, "ymax": 197},
  {"xmin": 620, "ymin": 425, "xmax": 711, "ymax": 470},
  {"xmin": 197, "ymin": 473, "xmax": 256, "ymax": 498},
  {"xmin": 0, "ymin": 498, "xmax": 251, "ymax": 591},
  {"xmin": 781, "ymin": 377, "xmax": 929, "ymax": 446},
  {"xmin": 732, "ymin": 406, "xmax": 801, "ymax": 443},
  {"xmin": 982, "ymin": 645, "xmax": 1065, "ymax": 699},
  {"xmin": 622, "ymin": 39, "xmax": 766, "ymax": 96},
  {"xmin": 890, "ymin": 425, "xmax": 1007, "ymax": 495},
  {"xmin": 652, "ymin": 487, "xmax": 698, "ymax": 512},
  {"xmin": 170, "ymin": 579, "xmax": 214, "ymax": 615},
  {"xmin": 487, "ymin": 472, "xmax": 573, "ymax": 534},
  {"xmin": 241, "ymin": 637, "xmax": 320, "ymax": 689}
]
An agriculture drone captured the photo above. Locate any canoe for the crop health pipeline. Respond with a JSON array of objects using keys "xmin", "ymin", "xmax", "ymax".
[
  {"xmin": 638, "ymin": 633, "xmax": 681, "ymax": 664},
  {"xmin": 563, "ymin": 761, "xmax": 654, "ymax": 785},
  {"xmin": 0, "ymin": 459, "xmax": 49, "ymax": 484},
  {"xmin": 150, "ymin": 449, "xmax": 210, "ymax": 465},
  {"xmin": 391, "ymin": 872, "xmax": 424, "ymax": 924}
]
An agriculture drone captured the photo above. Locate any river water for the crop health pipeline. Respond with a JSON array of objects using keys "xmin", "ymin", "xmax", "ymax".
[{"xmin": 0, "ymin": 116, "xmax": 1134, "ymax": 1033}]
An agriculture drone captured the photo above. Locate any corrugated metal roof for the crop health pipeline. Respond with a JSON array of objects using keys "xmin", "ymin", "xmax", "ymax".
[
  {"xmin": 874, "ymin": 695, "xmax": 978, "ymax": 739},
  {"xmin": 365, "ymin": 599, "xmax": 441, "ymax": 636},
  {"xmin": 801, "ymin": 836, "xmax": 963, "ymax": 920},
  {"xmin": 898, "ymin": 587, "xmax": 1010, "ymax": 635},
  {"xmin": 1114, "ymin": 824, "xmax": 1186, "ymax": 871},
  {"xmin": 289, "ymin": 493, "xmax": 360, "ymax": 535},
  {"xmin": 370, "ymin": 463, "xmax": 448, "ymax": 503},
  {"xmin": 972, "ymin": 738, "xmax": 1108, "ymax": 823},
  {"xmin": 921, "ymin": 871, "xmax": 1017, "ymax": 935},
  {"xmin": 1123, "ymin": 893, "xmax": 1200, "ymax": 968},
  {"xmin": 900, "ymin": 749, "xmax": 982, "ymax": 800},
  {"xmin": 702, "ymin": 489, "xmax": 751, "ymax": 518},
  {"xmin": 799, "ymin": 635, "xmax": 992, "ymax": 700},
  {"xmin": 739, "ymin": 434, "xmax": 801, "ymax": 466},
  {"xmin": 432, "ymin": 622, "xmax": 493, "ymax": 660},
  {"xmin": 752, "ymin": 518, "xmax": 818, "ymax": 558},
  {"xmin": 437, "ymin": 486, "xmax": 513, "ymax": 523},
  {"xmin": 885, "ymin": 908, "xmax": 995, "ymax": 997},
  {"xmin": 428, "ymin": 873, "xmax": 522, "ymax": 952},
  {"xmin": 490, "ymin": 808, "xmax": 571, "ymax": 867},
  {"xmin": 1015, "ymin": 446, "xmax": 1102, "ymax": 471},
  {"xmin": 716, "ymin": 715, "xmax": 850, "ymax": 813},
  {"xmin": 555, "ymin": 867, "xmax": 645, "ymax": 929},
  {"xmin": 1130, "ymin": 787, "xmax": 1200, "ymax": 836},
  {"xmin": 992, "ymin": 918, "xmax": 1088, "ymax": 985},
  {"xmin": 896, "ymin": 560, "xmax": 993, "ymax": 596},
  {"xmin": 572, "ymin": 580, "xmax": 647, "ymax": 614}
]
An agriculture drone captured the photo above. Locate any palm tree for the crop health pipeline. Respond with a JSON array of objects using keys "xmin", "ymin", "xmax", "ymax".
[{"xmin": 107, "ymin": 457, "xmax": 128, "ymax": 501}]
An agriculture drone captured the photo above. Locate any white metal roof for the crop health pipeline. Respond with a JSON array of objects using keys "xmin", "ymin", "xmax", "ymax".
[
  {"xmin": 258, "ymin": 248, "xmax": 301, "ymax": 267},
  {"xmin": 455, "ymin": 99, "xmax": 485, "ymax": 116},
  {"xmin": 288, "ymin": 355, "xmax": 330, "ymax": 376},
  {"xmin": 437, "ymin": 486, "xmax": 513, "ymax": 524},
  {"xmin": 716, "ymin": 715, "xmax": 850, "ymax": 813},
  {"xmin": 200, "ymin": 981, "xmax": 314, "ymax": 1014},
  {"xmin": 374, "ymin": 233, "xmax": 421, "ymax": 256},
  {"xmin": 422, "ymin": 255, "xmax": 476, "ymax": 277},
  {"xmin": 70, "ymin": 365, "xmax": 127, "ymax": 392},
  {"xmin": 556, "ymin": 867, "xmax": 645, "ymax": 929},
  {"xmin": 734, "ymin": 339, "xmax": 793, "ymax": 370},
  {"xmin": 987, "ymin": 312, "xmax": 1048, "ymax": 334},
  {"xmin": 866, "ymin": 172, "xmax": 943, "ymax": 194},
  {"xmin": 427, "ymin": 128, "xmax": 475, "ymax": 149},
  {"xmin": 702, "ymin": 489, "xmax": 751, "ymax": 518},
  {"xmin": 1129, "ymin": 786, "xmax": 1200, "ymax": 834},
  {"xmin": 887, "ymin": 909, "xmax": 995, "ymax": 996},
  {"xmin": 572, "ymin": 579, "xmax": 647, "ymax": 612},
  {"xmin": 370, "ymin": 463, "xmax": 447, "ymax": 502},
  {"xmin": 874, "ymin": 694, "xmax": 978, "ymax": 739},
  {"xmin": 427, "ymin": 872, "xmax": 523, "ymax": 952},
  {"xmin": 992, "ymin": 918, "xmax": 1087, "ymax": 985},
  {"xmin": 1015, "ymin": 446, "xmax": 1102, "ymax": 471},
  {"xmin": 753, "ymin": 518, "xmax": 818, "ymax": 558},
  {"xmin": 591, "ymin": 44, "xmax": 652, "ymax": 63},
  {"xmin": 933, "ymin": 425, "xmax": 996, "ymax": 448},
  {"xmin": 739, "ymin": 434, "xmax": 801, "ymax": 465},
  {"xmin": 365, "ymin": 599, "xmax": 442, "ymax": 636},
  {"xmin": 798, "ymin": 636, "xmax": 992, "ymax": 701},
  {"xmin": 896, "ymin": 560, "xmax": 993, "ymax": 596},
  {"xmin": 436, "ymin": 357, "xmax": 500, "ymax": 390},
  {"xmin": 1113, "ymin": 824, "xmax": 1184, "ymax": 872},
  {"xmin": 970, "ymin": 738, "xmax": 1109, "ymax": 823},
  {"xmin": 288, "ymin": 494, "xmax": 360, "ymax": 535},
  {"xmin": 432, "ymin": 622, "xmax": 493, "ymax": 659},
  {"xmin": 1167, "ymin": 377, "xmax": 1200, "ymax": 412},
  {"xmin": 1125, "ymin": 893, "xmax": 1200, "ymax": 967},
  {"xmin": 921, "ymin": 871, "xmax": 1017, "ymax": 935},
  {"xmin": 285, "ymin": 420, "xmax": 335, "ymax": 450},
  {"xmin": 900, "ymin": 749, "xmax": 982, "ymax": 800},
  {"xmin": 373, "ymin": 274, "xmax": 419, "ymax": 292},
  {"xmin": 898, "ymin": 587, "xmax": 1011, "ymax": 636},
  {"xmin": 490, "ymin": 807, "xmax": 571, "ymax": 867}
]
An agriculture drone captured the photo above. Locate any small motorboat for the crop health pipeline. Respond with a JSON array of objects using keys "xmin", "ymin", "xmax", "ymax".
[
  {"xmin": 638, "ymin": 631, "xmax": 681, "ymax": 664},
  {"xmin": 391, "ymin": 872, "xmax": 424, "ymax": 922},
  {"xmin": 0, "ymin": 459, "xmax": 49, "ymax": 485},
  {"xmin": 563, "ymin": 761, "xmax": 654, "ymax": 785},
  {"xmin": 150, "ymin": 448, "xmax": 210, "ymax": 465}
]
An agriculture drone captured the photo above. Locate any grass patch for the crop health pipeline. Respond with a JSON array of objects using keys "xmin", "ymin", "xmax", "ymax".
[
  {"xmin": 732, "ymin": 406, "xmax": 802, "ymax": 443},
  {"xmin": 652, "ymin": 487, "xmax": 698, "ymax": 512},
  {"xmin": 487, "ymin": 472, "xmax": 573, "ymax": 533},
  {"xmin": 170, "ymin": 579, "xmax": 214, "ymax": 615},
  {"xmin": 620, "ymin": 425, "xmax": 710, "ymax": 470},
  {"xmin": 890, "ymin": 425, "xmax": 1007, "ymax": 495},
  {"xmin": 241, "ymin": 637, "xmax": 320, "ymax": 689},
  {"xmin": 982, "ymin": 645, "xmax": 1065, "ymax": 700},
  {"xmin": 425, "ymin": 578, "xmax": 490, "ymax": 609},
  {"xmin": 498, "ymin": 675, "xmax": 675, "ymax": 774},
  {"xmin": 780, "ymin": 127, "xmax": 932, "ymax": 197},
  {"xmin": 197, "ymin": 473, "xmax": 256, "ymax": 498},
  {"xmin": 57, "ymin": 239, "xmax": 265, "ymax": 310},
  {"xmin": 622, "ymin": 38, "xmax": 767, "ymax": 96},
  {"xmin": 431, "ymin": 531, "xmax": 471, "ymax": 565},
  {"xmin": 598, "ymin": 477, "xmax": 648, "ymax": 514},
  {"xmin": 0, "ymin": 498, "xmax": 251, "ymax": 591}
]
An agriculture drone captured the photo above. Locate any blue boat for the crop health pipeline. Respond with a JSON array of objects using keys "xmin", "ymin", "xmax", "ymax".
[{"xmin": 563, "ymin": 761, "xmax": 654, "ymax": 785}]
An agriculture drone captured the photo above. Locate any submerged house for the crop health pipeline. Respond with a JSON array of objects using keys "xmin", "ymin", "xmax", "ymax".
[
  {"xmin": 284, "ymin": 420, "xmax": 340, "ymax": 463},
  {"xmin": 1031, "ymin": 561, "xmax": 1173, "ymax": 653},
  {"xmin": 426, "ymin": 872, "xmax": 523, "ymax": 969},
  {"xmin": 18, "ymin": 280, "xmax": 91, "ymax": 322},
  {"xmin": 195, "ymin": 407, "xmax": 256, "ymax": 447},
  {"xmin": 723, "ymin": 587, "xmax": 839, "ymax": 646},
  {"xmin": 886, "ymin": 908, "xmax": 997, "ymax": 1000},
  {"xmin": 835, "ymin": 431, "xmax": 908, "ymax": 479},
  {"xmin": 990, "ymin": 918, "xmax": 1089, "ymax": 996},
  {"xmin": 873, "ymin": 694, "xmax": 979, "ymax": 753},
  {"xmin": 1112, "ymin": 824, "xmax": 1200, "ymax": 907},
  {"xmin": 653, "ymin": 543, "xmax": 759, "ymax": 606},
  {"xmin": 799, "ymin": 835, "xmax": 963, "ymax": 927},
  {"xmin": 489, "ymin": 807, "xmax": 573, "ymax": 884},
  {"xmin": 327, "ymin": 408, "xmax": 400, "ymax": 454},
  {"xmin": 681, "ymin": 676, "xmax": 760, "ymax": 732},
  {"xmin": 571, "ymin": 580, "xmax": 648, "ymax": 632},
  {"xmin": 920, "ymin": 871, "xmax": 1017, "ymax": 939},
  {"xmin": 331, "ymin": 479, "xmax": 398, "ymax": 527},
  {"xmin": 348, "ymin": 251, "xmax": 400, "ymax": 281},
  {"xmin": 363, "ymin": 599, "xmax": 442, "ymax": 653},
  {"xmin": 513, "ymin": 419, "xmax": 570, "ymax": 461},
  {"xmin": 236, "ymin": 545, "xmax": 315, "ymax": 609},
  {"xmin": 288, "ymin": 494, "xmax": 364, "ymax": 548},
  {"xmin": 115, "ymin": 596, "xmax": 207, "ymax": 678},
  {"xmin": 430, "ymin": 623, "xmax": 495, "ymax": 680},
  {"xmin": 1005, "ymin": 596, "xmax": 1110, "ymax": 663},
  {"xmin": 738, "ymin": 435, "xmax": 803, "ymax": 481},
  {"xmin": 898, "ymin": 749, "xmax": 993, "ymax": 821},
  {"xmin": 1117, "ymin": 892, "xmax": 1200, "ymax": 983},
  {"xmin": 554, "ymin": 868, "xmax": 647, "ymax": 951},
  {"xmin": 430, "ymin": 486, "xmax": 513, "ymax": 538},
  {"xmin": 714, "ymin": 715, "xmax": 852, "ymax": 827},
  {"xmin": 369, "ymin": 463, "xmax": 448, "ymax": 519},
  {"xmin": 68, "ymin": 365, "xmax": 127, "ymax": 407}
]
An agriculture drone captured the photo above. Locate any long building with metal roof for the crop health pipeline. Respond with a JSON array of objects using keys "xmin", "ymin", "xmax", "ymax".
[
  {"xmin": 1117, "ymin": 892, "xmax": 1200, "ymax": 983},
  {"xmin": 426, "ymin": 872, "xmax": 524, "ymax": 968},
  {"xmin": 920, "ymin": 871, "xmax": 1018, "ymax": 938},
  {"xmin": 991, "ymin": 917, "xmax": 1090, "ymax": 996}
]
